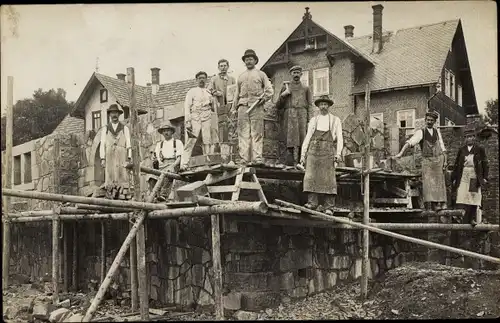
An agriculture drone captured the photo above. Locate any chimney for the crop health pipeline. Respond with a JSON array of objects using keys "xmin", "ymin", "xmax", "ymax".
[
  {"xmin": 116, "ymin": 73, "xmax": 126, "ymax": 81},
  {"xmin": 151, "ymin": 68, "xmax": 160, "ymax": 85},
  {"xmin": 372, "ymin": 4, "xmax": 384, "ymax": 54},
  {"xmin": 344, "ymin": 25, "xmax": 354, "ymax": 38}
]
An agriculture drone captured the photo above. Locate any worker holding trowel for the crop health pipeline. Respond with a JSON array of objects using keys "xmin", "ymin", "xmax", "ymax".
[
  {"xmin": 300, "ymin": 95, "xmax": 343, "ymax": 215},
  {"xmin": 231, "ymin": 49, "xmax": 274, "ymax": 166},
  {"xmin": 393, "ymin": 110, "xmax": 448, "ymax": 211}
]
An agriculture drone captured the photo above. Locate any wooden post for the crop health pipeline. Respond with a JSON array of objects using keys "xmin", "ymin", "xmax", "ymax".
[
  {"xmin": 52, "ymin": 206, "xmax": 60, "ymax": 304},
  {"xmin": 100, "ymin": 222, "xmax": 106, "ymax": 283},
  {"xmin": 72, "ymin": 222, "xmax": 78, "ymax": 292},
  {"xmin": 211, "ymin": 214, "xmax": 224, "ymax": 320},
  {"xmin": 129, "ymin": 222, "xmax": 138, "ymax": 311},
  {"xmin": 127, "ymin": 67, "xmax": 148, "ymax": 319},
  {"xmin": 63, "ymin": 223, "xmax": 69, "ymax": 292},
  {"xmin": 361, "ymin": 83, "xmax": 371, "ymax": 299},
  {"xmin": 2, "ymin": 76, "xmax": 13, "ymax": 290}
]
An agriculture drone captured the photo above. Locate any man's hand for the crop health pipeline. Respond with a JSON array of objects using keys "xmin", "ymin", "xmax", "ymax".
[
  {"xmin": 300, "ymin": 156, "xmax": 306, "ymax": 166},
  {"xmin": 280, "ymin": 89, "xmax": 291, "ymax": 97},
  {"xmin": 101, "ymin": 159, "xmax": 106, "ymax": 167},
  {"xmin": 214, "ymin": 90, "xmax": 223, "ymax": 97}
]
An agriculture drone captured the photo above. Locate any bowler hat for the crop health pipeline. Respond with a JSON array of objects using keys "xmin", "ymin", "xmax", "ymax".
[
  {"xmin": 157, "ymin": 120, "xmax": 176, "ymax": 134},
  {"xmin": 289, "ymin": 65, "xmax": 303, "ymax": 73},
  {"xmin": 425, "ymin": 110, "xmax": 439, "ymax": 121},
  {"xmin": 314, "ymin": 95, "xmax": 334, "ymax": 107},
  {"xmin": 242, "ymin": 49, "xmax": 259, "ymax": 64},
  {"xmin": 107, "ymin": 104, "xmax": 123, "ymax": 115}
]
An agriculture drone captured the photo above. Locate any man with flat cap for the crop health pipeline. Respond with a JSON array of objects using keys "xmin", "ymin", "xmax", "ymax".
[
  {"xmin": 394, "ymin": 110, "xmax": 448, "ymax": 211},
  {"xmin": 300, "ymin": 95, "xmax": 343, "ymax": 215},
  {"xmin": 148, "ymin": 120, "xmax": 184, "ymax": 201},
  {"xmin": 231, "ymin": 49, "xmax": 274, "ymax": 166},
  {"xmin": 275, "ymin": 65, "xmax": 313, "ymax": 165},
  {"xmin": 181, "ymin": 71, "xmax": 218, "ymax": 170},
  {"xmin": 99, "ymin": 104, "xmax": 132, "ymax": 197}
]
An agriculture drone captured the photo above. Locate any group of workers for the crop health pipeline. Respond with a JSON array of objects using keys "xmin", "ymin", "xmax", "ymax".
[{"xmin": 98, "ymin": 48, "xmax": 489, "ymax": 224}]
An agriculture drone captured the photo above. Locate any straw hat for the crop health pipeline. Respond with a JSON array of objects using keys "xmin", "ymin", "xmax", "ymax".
[
  {"xmin": 157, "ymin": 120, "xmax": 176, "ymax": 134},
  {"xmin": 107, "ymin": 104, "xmax": 123, "ymax": 115}
]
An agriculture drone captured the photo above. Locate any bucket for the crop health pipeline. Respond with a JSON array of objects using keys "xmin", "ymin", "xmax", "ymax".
[{"xmin": 344, "ymin": 152, "xmax": 373, "ymax": 169}]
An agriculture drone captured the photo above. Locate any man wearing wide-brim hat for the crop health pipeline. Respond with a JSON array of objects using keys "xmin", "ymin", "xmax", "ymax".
[
  {"xmin": 99, "ymin": 104, "xmax": 133, "ymax": 198},
  {"xmin": 147, "ymin": 120, "xmax": 184, "ymax": 201},
  {"xmin": 300, "ymin": 95, "xmax": 343, "ymax": 215},
  {"xmin": 275, "ymin": 65, "xmax": 314, "ymax": 166},
  {"xmin": 451, "ymin": 123, "xmax": 489, "ymax": 225},
  {"xmin": 394, "ymin": 110, "xmax": 448, "ymax": 211},
  {"xmin": 231, "ymin": 49, "xmax": 274, "ymax": 165}
]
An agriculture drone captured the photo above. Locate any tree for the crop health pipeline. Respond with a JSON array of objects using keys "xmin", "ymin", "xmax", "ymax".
[
  {"xmin": 483, "ymin": 98, "xmax": 498, "ymax": 125},
  {"xmin": 1, "ymin": 88, "xmax": 74, "ymax": 150}
]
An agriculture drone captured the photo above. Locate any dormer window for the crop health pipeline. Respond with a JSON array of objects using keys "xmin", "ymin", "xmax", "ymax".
[
  {"xmin": 100, "ymin": 89, "xmax": 108, "ymax": 103},
  {"xmin": 305, "ymin": 37, "xmax": 317, "ymax": 50}
]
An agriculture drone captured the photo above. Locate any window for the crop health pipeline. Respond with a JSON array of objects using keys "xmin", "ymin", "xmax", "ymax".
[
  {"xmin": 122, "ymin": 106, "xmax": 130, "ymax": 119},
  {"xmin": 397, "ymin": 109, "xmax": 416, "ymax": 128},
  {"xmin": 100, "ymin": 89, "xmax": 108, "ymax": 103},
  {"xmin": 300, "ymin": 71, "xmax": 309, "ymax": 86},
  {"xmin": 370, "ymin": 113, "xmax": 384, "ymax": 130},
  {"xmin": 156, "ymin": 108, "xmax": 164, "ymax": 120},
  {"xmin": 445, "ymin": 118, "xmax": 455, "ymax": 126},
  {"xmin": 92, "ymin": 111, "xmax": 102, "ymax": 130},
  {"xmin": 457, "ymin": 85, "xmax": 463, "ymax": 106},
  {"xmin": 23, "ymin": 152, "xmax": 32, "ymax": 183},
  {"xmin": 14, "ymin": 155, "xmax": 21, "ymax": 185},
  {"xmin": 313, "ymin": 68, "xmax": 329, "ymax": 96},
  {"xmin": 444, "ymin": 70, "xmax": 455, "ymax": 100},
  {"xmin": 305, "ymin": 37, "xmax": 317, "ymax": 50}
]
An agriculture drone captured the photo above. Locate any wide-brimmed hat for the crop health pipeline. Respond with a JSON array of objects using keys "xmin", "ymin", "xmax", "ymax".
[
  {"xmin": 242, "ymin": 49, "xmax": 259, "ymax": 64},
  {"xmin": 425, "ymin": 110, "xmax": 439, "ymax": 120},
  {"xmin": 157, "ymin": 120, "xmax": 176, "ymax": 133},
  {"xmin": 314, "ymin": 95, "xmax": 334, "ymax": 107},
  {"xmin": 289, "ymin": 65, "xmax": 303, "ymax": 73},
  {"xmin": 107, "ymin": 104, "xmax": 123, "ymax": 115}
]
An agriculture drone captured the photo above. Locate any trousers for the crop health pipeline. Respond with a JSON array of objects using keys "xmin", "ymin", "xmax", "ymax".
[
  {"xmin": 238, "ymin": 104, "xmax": 263, "ymax": 163},
  {"xmin": 308, "ymin": 193, "xmax": 336, "ymax": 209}
]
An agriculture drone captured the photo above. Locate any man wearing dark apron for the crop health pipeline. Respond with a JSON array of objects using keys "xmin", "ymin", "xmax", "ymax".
[
  {"xmin": 394, "ymin": 110, "xmax": 448, "ymax": 211},
  {"xmin": 451, "ymin": 124, "xmax": 489, "ymax": 225},
  {"xmin": 300, "ymin": 95, "xmax": 343, "ymax": 215}
]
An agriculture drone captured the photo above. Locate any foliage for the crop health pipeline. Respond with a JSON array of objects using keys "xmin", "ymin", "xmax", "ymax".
[
  {"xmin": 483, "ymin": 98, "xmax": 498, "ymax": 125},
  {"xmin": 1, "ymin": 88, "xmax": 74, "ymax": 150}
]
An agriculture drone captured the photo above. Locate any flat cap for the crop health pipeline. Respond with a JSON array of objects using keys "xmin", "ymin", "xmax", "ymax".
[{"xmin": 289, "ymin": 65, "xmax": 303, "ymax": 73}]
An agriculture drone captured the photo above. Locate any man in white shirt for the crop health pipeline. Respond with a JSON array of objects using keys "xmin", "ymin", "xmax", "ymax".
[
  {"xmin": 393, "ymin": 110, "xmax": 448, "ymax": 211},
  {"xmin": 300, "ymin": 95, "xmax": 343, "ymax": 215},
  {"xmin": 181, "ymin": 71, "xmax": 218, "ymax": 170},
  {"xmin": 148, "ymin": 120, "xmax": 184, "ymax": 201},
  {"xmin": 99, "ymin": 104, "xmax": 132, "ymax": 197}
]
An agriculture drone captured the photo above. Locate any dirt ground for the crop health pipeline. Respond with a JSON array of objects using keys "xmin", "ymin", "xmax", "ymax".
[{"xmin": 3, "ymin": 262, "xmax": 499, "ymax": 321}]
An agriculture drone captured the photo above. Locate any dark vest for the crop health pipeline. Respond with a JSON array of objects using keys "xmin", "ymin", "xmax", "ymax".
[
  {"xmin": 107, "ymin": 122, "xmax": 124, "ymax": 136},
  {"xmin": 419, "ymin": 128, "xmax": 438, "ymax": 157}
]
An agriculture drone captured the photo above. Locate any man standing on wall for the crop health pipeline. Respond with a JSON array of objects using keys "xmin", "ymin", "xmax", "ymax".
[
  {"xmin": 451, "ymin": 124, "xmax": 489, "ymax": 226},
  {"xmin": 99, "ymin": 104, "xmax": 132, "ymax": 199},
  {"xmin": 393, "ymin": 111, "xmax": 448, "ymax": 211},
  {"xmin": 300, "ymin": 95, "xmax": 343, "ymax": 215},
  {"xmin": 231, "ymin": 49, "xmax": 274, "ymax": 166},
  {"xmin": 208, "ymin": 59, "xmax": 236, "ymax": 108},
  {"xmin": 275, "ymin": 65, "xmax": 313, "ymax": 166},
  {"xmin": 148, "ymin": 120, "xmax": 184, "ymax": 202},
  {"xmin": 181, "ymin": 71, "xmax": 218, "ymax": 170}
]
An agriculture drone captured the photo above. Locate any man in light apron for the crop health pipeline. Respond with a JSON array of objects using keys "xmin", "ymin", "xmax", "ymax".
[
  {"xmin": 99, "ymin": 104, "xmax": 132, "ymax": 198},
  {"xmin": 394, "ymin": 111, "xmax": 448, "ymax": 211},
  {"xmin": 300, "ymin": 95, "xmax": 343, "ymax": 215},
  {"xmin": 451, "ymin": 124, "xmax": 489, "ymax": 225}
]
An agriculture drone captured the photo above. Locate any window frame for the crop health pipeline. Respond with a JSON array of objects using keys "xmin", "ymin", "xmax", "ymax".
[
  {"xmin": 100, "ymin": 89, "xmax": 108, "ymax": 103},
  {"xmin": 457, "ymin": 84, "xmax": 463, "ymax": 106},
  {"xmin": 313, "ymin": 67, "xmax": 329, "ymax": 96},
  {"xmin": 92, "ymin": 111, "xmax": 102, "ymax": 130},
  {"xmin": 156, "ymin": 107, "xmax": 164, "ymax": 120},
  {"xmin": 396, "ymin": 109, "xmax": 416, "ymax": 129},
  {"xmin": 300, "ymin": 70, "xmax": 309, "ymax": 87},
  {"xmin": 23, "ymin": 152, "xmax": 32, "ymax": 184},
  {"xmin": 13, "ymin": 155, "xmax": 21, "ymax": 185}
]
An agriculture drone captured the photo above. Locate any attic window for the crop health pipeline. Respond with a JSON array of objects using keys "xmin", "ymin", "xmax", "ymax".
[
  {"xmin": 100, "ymin": 89, "xmax": 108, "ymax": 103},
  {"xmin": 305, "ymin": 37, "xmax": 317, "ymax": 50}
]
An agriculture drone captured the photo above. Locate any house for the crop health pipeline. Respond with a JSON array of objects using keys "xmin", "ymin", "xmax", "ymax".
[{"xmin": 261, "ymin": 5, "xmax": 478, "ymax": 132}]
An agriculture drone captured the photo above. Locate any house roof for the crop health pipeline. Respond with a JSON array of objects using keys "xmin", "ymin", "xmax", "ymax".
[
  {"xmin": 153, "ymin": 78, "xmax": 199, "ymax": 108},
  {"xmin": 52, "ymin": 114, "xmax": 84, "ymax": 135},
  {"xmin": 70, "ymin": 73, "xmax": 149, "ymax": 118},
  {"xmin": 348, "ymin": 19, "xmax": 460, "ymax": 94}
]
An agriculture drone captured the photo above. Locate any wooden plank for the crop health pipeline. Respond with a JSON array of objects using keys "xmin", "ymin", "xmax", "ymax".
[
  {"xmin": 207, "ymin": 185, "xmax": 237, "ymax": 194},
  {"xmin": 52, "ymin": 207, "xmax": 60, "ymax": 304},
  {"xmin": 371, "ymin": 198, "xmax": 408, "ymax": 204},
  {"xmin": 164, "ymin": 201, "xmax": 198, "ymax": 208},
  {"xmin": 268, "ymin": 204, "xmax": 302, "ymax": 214},
  {"xmin": 361, "ymin": 82, "xmax": 370, "ymax": 299},
  {"xmin": 204, "ymin": 169, "xmax": 240, "ymax": 185},
  {"xmin": 176, "ymin": 181, "xmax": 209, "ymax": 202},
  {"xmin": 251, "ymin": 174, "xmax": 268, "ymax": 204},
  {"xmin": 405, "ymin": 179, "xmax": 413, "ymax": 209},
  {"xmin": 231, "ymin": 173, "xmax": 244, "ymax": 201},
  {"xmin": 238, "ymin": 181, "xmax": 262, "ymax": 190},
  {"xmin": 383, "ymin": 183, "xmax": 408, "ymax": 197},
  {"xmin": 71, "ymin": 223, "xmax": 78, "ymax": 292}
]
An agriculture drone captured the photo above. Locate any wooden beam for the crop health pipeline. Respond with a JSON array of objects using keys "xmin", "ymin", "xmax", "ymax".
[
  {"xmin": 238, "ymin": 181, "xmax": 262, "ymax": 190},
  {"xmin": 204, "ymin": 169, "xmax": 241, "ymax": 185},
  {"xmin": 52, "ymin": 207, "xmax": 60, "ymax": 304},
  {"xmin": 207, "ymin": 185, "xmax": 237, "ymax": 194},
  {"xmin": 383, "ymin": 183, "xmax": 408, "ymax": 198},
  {"xmin": 361, "ymin": 82, "xmax": 370, "ymax": 299},
  {"xmin": 211, "ymin": 214, "xmax": 224, "ymax": 319},
  {"xmin": 72, "ymin": 223, "xmax": 78, "ymax": 292},
  {"xmin": 251, "ymin": 174, "xmax": 268, "ymax": 204},
  {"xmin": 371, "ymin": 198, "xmax": 408, "ymax": 205},
  {"xmin": 2, "ymin": 76, "xmax": 13, "ymax": 290},
  {"xmin": 63, "ymin": 223, "xmax": 69, "ymax": 292}
]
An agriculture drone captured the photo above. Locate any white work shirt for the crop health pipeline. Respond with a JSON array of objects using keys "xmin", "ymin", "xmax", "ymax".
[
  {"xmin": 301, "ymin": 113, "xmax": 343, "ymax": 159},
  {"xmin": 154, "ymin": 139, "xmax": 184, "ymax": 161},
  {"xmin": 316, "ymin": 114, "xmax": 331, "ymax": 131},
  {"xmin": 100, "ymin": 122, "xmax": 132, "ymax": 159},
  {"xmin": 184, "ymin": 87, "xmax": 213, "ymax": 122},
  {"xmin": 406, "ymin": 127, "xmax": 446, "ymax": 152}
]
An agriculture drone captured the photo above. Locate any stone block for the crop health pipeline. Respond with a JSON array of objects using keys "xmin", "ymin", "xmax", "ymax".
[
  {"xmin": 326, "ymin": 272, "xmax": 337, "ymax": 288},
  {"xmin": 224, "ymin": 233, "xmax": 266, "ymax": 253},
  {"xmin": 57, "ymin": 299, "xmax": 70, "ymax": 308},
  {"xmin": 151, "ymin": 275, "xmax": 161, "ymax": 288},
  {"xmin": 234, "ymin": 310, "xmax": 259, "ymax": 321},
  {"xmin": 223, "ymin": 292, "xmax": 242, "ymax": 310},
  {"xmin": 167, "ymin": 266, "xmax": 180, "ymax": 280},
  {"xmin": 289, "ymin": 234, "xmax": 313, "ymax": 249},
  {"xmin": 339, "ymin": 271, "xmax": 349, "ymax": 280},
  {"xmin": 280, "ymin": 272, "xmax": 294, "ymax": 291},
  {"xmin": 386, "ymin": 258, "xmax": 393, "ymax": 269},
  {"xmin": 226, "ymin": 272, "xmax": 273, "ymax": 291},
  {"xmin": 350, "ymin": 259, "xmax": 362, "ymax": 279},
  {"xmin": 370, "ymin": 246, "xmax": 384, "ymax": 259},
  {"xmin": 280, "ymin": 250, "xmax": 312, "ymax": 271},
  {"xmin": 330, "ymin": 255, "xmax": 351, "ymax": 269},
  {"xmin": 307, "ymin": 278, "xmax": 315, "ymax": 294},
  {"xmin": 240, "ymin": 291, "xmax": 281, "ymax": 310},
  {"xmin": 67, "ymin": 313, "xmax": 84, "ymax": 322},
  {"xmin": 49, "ymin": 308, "xmax": 71, "ymax": 323},
  {"xmin": 150, "ymin": 285, "xmax": 158, "ymax": 301},
  {"xmin": 32, "ymin": 302, "xmax": 50, "ymax": 320},
  {"xmin": 175, "ymin": 286, "xmax": 194, "ymax": 306},
  {"xmin": 198, "ymin": 289, "xmax": 214, "ymax": 306},
  {"xmin": 313, "ymin": 269, "xmax": 324, "ymax": 292},
  {"xmin": 191, "ymin": 264, "xmax": 205, "ymax": 285},
  {"xmin": 290, "ymin": 286, "xmax": 308, "ymax": 298}
]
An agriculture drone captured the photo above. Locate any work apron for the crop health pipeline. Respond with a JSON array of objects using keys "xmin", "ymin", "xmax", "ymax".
[
  {"xmin": 421, "ymin": 138, "xmax": 446, "ymax": 203},
  {"xmin": 456, "ymin": 155, "xmax": 482, "ymax": 206},
  {"xmin": 104, "ymin": 128, "xmax": 130, "ymax": 189},
  {"xmin": 303, "ymin": 127, "xmax": 337, "ymax": 195}
]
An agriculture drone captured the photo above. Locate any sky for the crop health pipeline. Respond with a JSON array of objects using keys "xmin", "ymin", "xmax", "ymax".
[{"xmin": 1, "ymin": 1, "xmax": 497, "ymax": 115}]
